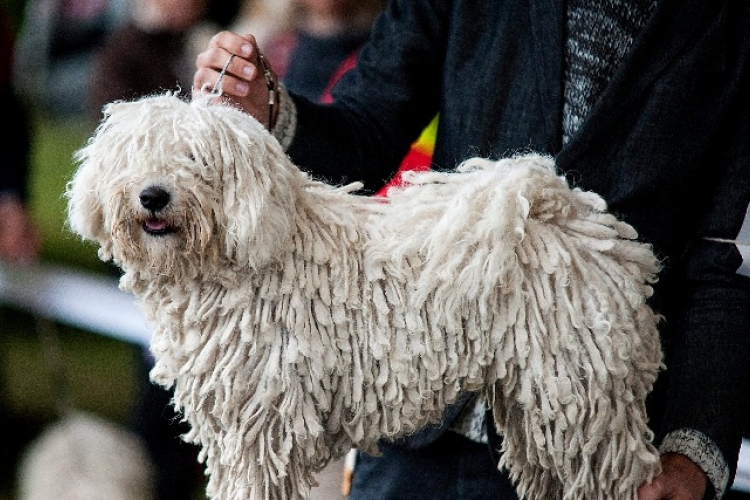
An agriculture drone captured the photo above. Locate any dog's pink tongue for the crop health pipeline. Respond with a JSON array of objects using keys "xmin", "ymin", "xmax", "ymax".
[{"xmin": 145, "ymin": 219, "xmax": 168, "ymax": 231}]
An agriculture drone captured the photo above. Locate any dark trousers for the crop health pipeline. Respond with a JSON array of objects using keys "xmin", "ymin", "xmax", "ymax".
[
  {"xmin": 130, "ymin": 347, "xmax": 201, "ymax": 500},
  {"xmin": 349, "ymin": 431, "xmax": 519, "ymax": 500}
]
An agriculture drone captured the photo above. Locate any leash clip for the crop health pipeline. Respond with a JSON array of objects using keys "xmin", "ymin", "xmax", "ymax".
[{"xmin": 257, "ymin": 50, "xmax": 277, "ymax": 130}]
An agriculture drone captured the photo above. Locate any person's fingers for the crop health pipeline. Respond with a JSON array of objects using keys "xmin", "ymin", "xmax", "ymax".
[
  {"xmin": 195, "ymin": 46, "xmax": 256, "ymax": 76},
  {"xmin": 207, "ymin": 31, "xmax": 257, "ymax": 57},
  {"xmin": 194, "ymin": 36, "xmax": 265, "ymax": 97},
  {"xmin": 193, "ymin": 66, "xmax": 252, "ymax": 97},
  {"xmin": 637, "ymin": 478, "xmax": 666, "ymax": 500},
  {"xmin": 195, "ymin": 46, "xmax": 227, "ymax": 73},
  {"xmin": 192, "ymin": 30, "xmax": 278, "ymax": 127}
]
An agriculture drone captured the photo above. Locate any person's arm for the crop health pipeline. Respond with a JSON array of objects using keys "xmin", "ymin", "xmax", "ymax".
[
  {"xmin": 657, "ymin": 210, "xmax": 750, "ymax": 499},
  {"xmin": 0, "ymin": 85, "xmax": 40, "ymax": 263},
  {"xmin": 641, "ymin": 242, "xmax": 750, "ymax": 500},
  {"xmin": 643, "ymin": 76, "xmax": 750, "ymax": 498}
]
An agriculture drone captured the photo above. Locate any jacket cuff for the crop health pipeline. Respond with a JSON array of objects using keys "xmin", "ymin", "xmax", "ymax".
[
  {"xmin": 660, "ymin": 428, "xmax": 730, "ymax": 499},
  {"xmin": 271, "ymin": 85, "xmax": 297, "ymax": 151}
]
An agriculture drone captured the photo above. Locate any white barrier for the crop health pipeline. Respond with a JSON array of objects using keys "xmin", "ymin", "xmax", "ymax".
[
  {"xmin": 736, "ymin": 440, "xmax": 750, "ymax": 493},
  {"xmin": 0, "ymin": 260, "xmax": 748, "ymax": 493},
  {"xmin": 0, "ymin": 261, "xmax": 151, "ymax": 346}
]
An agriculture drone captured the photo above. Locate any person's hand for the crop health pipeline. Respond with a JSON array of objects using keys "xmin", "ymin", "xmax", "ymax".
[
  {"xmin": 192, "ymin": 31, "xmax": 279, "ymax": 129},
  {"xmin": 0, "ymin": 196, "xmax": 41, "ymax": 264},
  {"xmin": 638, "ymin": 453, "xmax": 708, "ymax": 500}
]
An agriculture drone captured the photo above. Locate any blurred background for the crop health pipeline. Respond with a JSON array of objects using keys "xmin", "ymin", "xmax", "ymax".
[
  {"xmin": 1, "ymin": 0, "xmax": 748, "ymax": 499},
  {"xmin": 0, "ymin": 0, "xmax": 361, "ymax": 498}
]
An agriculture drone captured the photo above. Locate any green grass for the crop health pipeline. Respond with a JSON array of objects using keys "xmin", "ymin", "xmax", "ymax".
[
  {"xmin": 0, "ymin": 313, "xmax": 138, "ymax": 421},
  {"xmin": 27, "ymin": 115, "xmax": 109, "ymax": 272}
]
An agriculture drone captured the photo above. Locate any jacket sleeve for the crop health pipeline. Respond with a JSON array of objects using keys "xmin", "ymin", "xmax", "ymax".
[
  {"xmin": 655, "ymin": 89, "xmax": 750, "ymax": 498},
  {"xmin": 283, "ymin": 0, "xmax": 448, "ymax": 193}
]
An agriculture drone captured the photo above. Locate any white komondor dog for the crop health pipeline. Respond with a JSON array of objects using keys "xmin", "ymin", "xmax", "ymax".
[
  {"xmin": 66, "ymin": 93, "xmax": 664, "ymax": 500},
  {"xmin": 18, "ymin": 411, "xmax": 155, "ymax": 500}
]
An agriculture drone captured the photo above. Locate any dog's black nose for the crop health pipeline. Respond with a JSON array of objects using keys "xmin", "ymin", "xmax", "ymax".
[{"xmin": 139, "ymin": 186, "xmax": 170, "ymax": 211}]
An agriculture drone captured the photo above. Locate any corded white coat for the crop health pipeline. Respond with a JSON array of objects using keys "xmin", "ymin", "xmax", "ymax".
[{"xmin": 67, "ymin": 93, "xmax": 664, "ymax": 500}]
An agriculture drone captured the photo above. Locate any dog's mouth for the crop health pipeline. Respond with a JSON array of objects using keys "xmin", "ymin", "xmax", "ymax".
[
  {"xmin": 138, "ymin": 185, "xmax": 177, "ymax": 236},
  {"xmin": 142, "ymin": 216, "xmax": 177, "ymax": 236}
]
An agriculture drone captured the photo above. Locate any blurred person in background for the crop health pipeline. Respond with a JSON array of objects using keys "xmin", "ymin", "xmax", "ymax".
[
  {"xmin": 239, "ymin": 0, "xmax": 386, "ymax": 102},
  {"xmin": 13, "ymin": 0, "xmax": 128, "ymax": 117},
  {"xmin": 1, "ymin": 5, "xmax": 40, "ymax": 264},
  {"xmin": 230, "ymin": 0, "xmax": 293, "ymax": 60},
  {"xmin": 0, "ymin": 3, "xmax": 42, "ymax": 494},
  {"xmin": 86, "ymin": 0, "xmax": 240, "ymax": 121},
  {"xmin": 241, "ymin": 0, "xmax": 432, "ymax": 199}
]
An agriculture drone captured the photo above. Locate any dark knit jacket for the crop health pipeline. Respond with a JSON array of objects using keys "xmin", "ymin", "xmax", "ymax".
[{"xmin": 282, "ymin": 0, "xmax": 750, "ymax": 495}]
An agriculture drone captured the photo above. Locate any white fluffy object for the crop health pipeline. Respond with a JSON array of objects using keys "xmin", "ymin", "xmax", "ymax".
[
  {"xmin": 66, "ymin": 93, "xmax": 664, "ymax": 500},
  {"xmin": 18, "ymin": 411, "xmax": 155, "ymax": 500}
]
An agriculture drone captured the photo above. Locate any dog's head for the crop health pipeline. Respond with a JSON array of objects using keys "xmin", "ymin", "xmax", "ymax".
[{"xmin": 66, "ymin": 93, "xmax": 301, "ymax": 282}]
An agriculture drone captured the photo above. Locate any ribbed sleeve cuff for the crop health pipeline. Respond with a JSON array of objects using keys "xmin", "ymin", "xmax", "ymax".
[{"xmin": 660, "ymin": 428, "xmax": 730, "ymax": 499}]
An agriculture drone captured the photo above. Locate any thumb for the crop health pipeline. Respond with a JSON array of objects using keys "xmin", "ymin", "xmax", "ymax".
[{"xmin": 638, "ymin": 477, "xmax": 666, "ymax": 500}]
